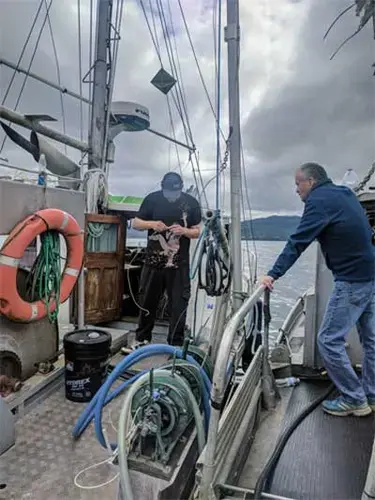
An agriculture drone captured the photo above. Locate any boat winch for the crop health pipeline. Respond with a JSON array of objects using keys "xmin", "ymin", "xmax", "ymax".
[{"xmin": 128, "ymin": 361, "xmax": 204, "ymax": 466}]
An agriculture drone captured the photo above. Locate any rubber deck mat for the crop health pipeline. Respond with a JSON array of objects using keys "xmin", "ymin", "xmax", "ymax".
[{"xmin": 268, "ymin": 381, "xmax": 375, "ymax": 500}]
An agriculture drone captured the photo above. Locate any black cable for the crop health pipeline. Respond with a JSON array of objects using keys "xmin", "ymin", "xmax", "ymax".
[{"xmin": 253, "ymin": 383, "xmax": 335, "ymax": 499}]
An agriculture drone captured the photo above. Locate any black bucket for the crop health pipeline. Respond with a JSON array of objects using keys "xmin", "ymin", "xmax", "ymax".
[{"xmin": 63, "ymin": 328, "xmax": 112, "ymax": 403}]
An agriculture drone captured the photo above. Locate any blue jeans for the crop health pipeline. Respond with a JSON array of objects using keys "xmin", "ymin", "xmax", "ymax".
[{"xmin": 317, "ymin": 280, "xmax": 375, "ymax": 404}]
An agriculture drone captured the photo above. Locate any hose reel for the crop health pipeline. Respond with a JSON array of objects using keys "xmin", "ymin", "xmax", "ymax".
[{"xmin": 128, "ymin": 357, "xmax": 207, "ymax": 467}]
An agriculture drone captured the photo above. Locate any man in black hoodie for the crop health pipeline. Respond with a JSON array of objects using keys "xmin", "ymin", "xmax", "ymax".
[{"xmin": 261, "ymin": 162, "xmax": 375, "ymax": 417}]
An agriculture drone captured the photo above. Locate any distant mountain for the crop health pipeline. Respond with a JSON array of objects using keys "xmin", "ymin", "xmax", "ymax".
[{"xmin": 241, "ymin": 215, "xmax": 301, "ymax": 241}]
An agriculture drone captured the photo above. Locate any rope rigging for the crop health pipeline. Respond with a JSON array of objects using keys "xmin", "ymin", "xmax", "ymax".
[
  {"xmin": 0, "ymin": 0, "xmax": 54, "ymax": 155},
  {"xmin": 44, "ymin": 0, "xmax": 67, "ymax": 155},
  {"xmin": 140, "ymin": 0, "xmax": 208, "ymax": 205},
  {"xmin": 324, "ymin": 1, "xmax": 375, "ymax": 62},
  {"xmin": 139, "ymin": 0, "xmax": 233, "ymax": 208},
  {"xmin": 1, "ymin": 0, "xmax": 44, "ymax": 106},
  {"xmin": 139, "ymin": 0, "xmax": 185, "ymax": 176}
]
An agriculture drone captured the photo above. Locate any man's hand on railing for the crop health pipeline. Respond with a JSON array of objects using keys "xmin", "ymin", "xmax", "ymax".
[{"xmin": 259, "ymin": 275, "xmax": 275, "ymax": 291}]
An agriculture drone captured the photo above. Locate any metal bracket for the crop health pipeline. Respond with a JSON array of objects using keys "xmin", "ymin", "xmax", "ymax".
[{"xmin": 224, "ymin": 24, "xmax": 240, "ymax": 42}]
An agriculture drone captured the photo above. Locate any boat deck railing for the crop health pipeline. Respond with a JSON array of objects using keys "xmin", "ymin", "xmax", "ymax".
[{"xmin": 198, "ymin": 285, "xmax": 269, "ymax": 499}]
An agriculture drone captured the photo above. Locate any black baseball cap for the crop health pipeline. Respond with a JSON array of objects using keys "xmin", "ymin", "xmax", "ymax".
[{"xmin": 161, "ymin": 172, "xmax": 183, "ymax": 191}]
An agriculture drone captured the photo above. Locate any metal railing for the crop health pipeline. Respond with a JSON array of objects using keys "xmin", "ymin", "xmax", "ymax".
[{"xmin": 198, "ymin": 285, "xmax": 274, "ymax": 499}]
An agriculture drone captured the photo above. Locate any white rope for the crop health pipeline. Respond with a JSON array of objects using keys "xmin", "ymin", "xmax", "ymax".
[{"xmin": 83, "ymin": 169, "xmax": 108, "ymax": 213}]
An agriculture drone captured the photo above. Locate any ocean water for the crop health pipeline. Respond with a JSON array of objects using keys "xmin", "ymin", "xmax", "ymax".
[{"xmin": 243, "ymin": 240, "xmax": 317, "ymax": 335}]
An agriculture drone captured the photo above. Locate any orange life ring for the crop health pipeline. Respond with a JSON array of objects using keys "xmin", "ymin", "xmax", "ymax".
[{"xmin": 0, "ymin": 208, "xmax": 84, "ymax": 322}]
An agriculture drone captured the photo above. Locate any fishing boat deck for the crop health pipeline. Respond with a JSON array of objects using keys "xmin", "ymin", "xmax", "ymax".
[
  {"xmin": 1, "ymin": 381, "xmax": 122, "ymax": 500},
  {"xmin": 0, "ymin": 325, "xmax": 131, "ymax": 500},
  {"xmin": 0, "ymin": 324, "xmax": 188, "ymax": 500},
  {"xmin": 238, "ymin": 381, "xmax": 375, "ymax": 500}
]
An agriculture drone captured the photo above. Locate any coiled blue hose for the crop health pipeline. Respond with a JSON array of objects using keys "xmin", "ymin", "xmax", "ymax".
[{"xmin": 72, "ymin": 344, "xmax": 212, "ymax": 450}]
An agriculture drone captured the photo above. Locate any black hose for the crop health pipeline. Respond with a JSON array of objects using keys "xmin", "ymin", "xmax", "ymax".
[
  {"xmin": 253, "ymin": 382, "xmax": 335, "ymax": 499},
  {"xmin": 197, "ymin": 215, "xmax": 231, "ymax": 297}
]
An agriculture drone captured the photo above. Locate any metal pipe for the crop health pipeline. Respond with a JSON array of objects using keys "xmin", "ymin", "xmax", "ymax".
[
  {"xmin": 199, "ymin": 284, "xmax": 265, "ymax": 499},
  {"xmin": 77, "ymin": 270, "xmax": 85, "ymax": 329},
  {"xmin": 0, "ymin": 58, "xmax": 91, "ymax": 104},
  {"xmin": 209, "ymin": 292, "xmax": 230, "ymax": 364},
  {"xmin": 0, "ymin": 162, "xmax": 82, "ymax": 182},
  {"xmin": 262, "ymin": 289, "xmax": 278, "ymax": 410},
  {"xmin": 147, "ymin": 127, "xmax": 195, "ymax": 152},
  {"xmin": 88, "ymin": 0, "xmax": 113, "ymax": 170},
  {"xmin": 275, "ymin": 294, "xmax": 305, "ymax": 345},
  {"xmin": 0, "ymin": 62, "xmax": 197, "ymax": 154},
  {"xmin": 219, "ymin": 483, "xmax": 297, "ymax": 500},
  {"xmin": 0, "ymin": 106, "xmax": 89, "ymax": 152},
  {"xmin": 225, "ymin": 0, "xmax": 243, "ymax": 312},
  {"xmin": 263, "ymin": 289, "xmax": 271, "ymax": 362}
]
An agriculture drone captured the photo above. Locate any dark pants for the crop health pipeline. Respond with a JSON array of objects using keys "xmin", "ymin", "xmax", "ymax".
[{"xmin": 135, "ymin": 263, "xmax": 191, "ymax": 345}]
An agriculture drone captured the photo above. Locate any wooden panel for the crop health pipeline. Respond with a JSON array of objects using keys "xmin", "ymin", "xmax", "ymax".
[{"xmin": 83, "ymin": 214, "xmax": 125, "ymax": 324}]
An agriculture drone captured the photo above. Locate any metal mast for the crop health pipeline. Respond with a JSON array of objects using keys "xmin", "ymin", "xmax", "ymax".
[
  {"xmin": 88, "ymin": 0, "xmax": 114, "ymax": 171},
  {"xmin": 225, "ymin": 0, "xmax": 243, "ymax": 311}
]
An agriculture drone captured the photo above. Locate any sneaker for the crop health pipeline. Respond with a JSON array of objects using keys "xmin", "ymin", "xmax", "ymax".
[
  {"xmin": 322, "ymin": 396, "xmax": 372, "ymax": 417},
  {"xmin": 368, "ymin": 398, "xmax": 375, "ymax": 411},
  {"xmin": 121, "ymin": 340, "xmax": 149, "ymax": 355}
]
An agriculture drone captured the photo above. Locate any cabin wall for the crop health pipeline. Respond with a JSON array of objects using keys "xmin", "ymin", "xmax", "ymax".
[
  {"xmin": 0, "ymin": 179, "xmax": 85, "ymax": 379},
  {"xmin": 0, "ymin": 179, "xmax": 85, "ymax": 234}
]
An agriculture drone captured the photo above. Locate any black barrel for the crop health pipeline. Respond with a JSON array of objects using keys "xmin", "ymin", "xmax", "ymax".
[{"xmin": 63, "ymin": 329, "xmax": 112, "ymax": 403}]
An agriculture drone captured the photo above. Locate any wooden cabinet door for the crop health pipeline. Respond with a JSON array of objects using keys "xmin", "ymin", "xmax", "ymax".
[{"xmin": 83, "ymin": 214, "xmax": 124, "ymax": 324}]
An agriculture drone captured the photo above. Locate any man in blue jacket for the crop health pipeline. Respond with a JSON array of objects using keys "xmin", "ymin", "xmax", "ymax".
[{"xmin": 261, "ymin": 162, "xmax": 375, "ymax": 416}]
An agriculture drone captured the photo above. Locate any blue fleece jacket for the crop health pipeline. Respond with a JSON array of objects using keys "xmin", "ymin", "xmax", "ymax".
[{"xmin": 268, "ymin": 180, "xmax": 375, "ymax": 282}]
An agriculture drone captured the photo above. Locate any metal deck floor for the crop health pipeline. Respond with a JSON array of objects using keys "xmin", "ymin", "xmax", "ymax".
[
  {"xmin": 1, "ymin": 385, "xmax": 122, "ymax": 500},
  {"xmin": 268, "ymin": 382, "xmax": 375, "ymax": 500}
]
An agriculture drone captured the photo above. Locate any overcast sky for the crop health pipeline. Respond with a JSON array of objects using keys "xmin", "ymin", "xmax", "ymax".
[{"xmin": 0, "ymin": 0, "xmax": 374, "ymax": 217}]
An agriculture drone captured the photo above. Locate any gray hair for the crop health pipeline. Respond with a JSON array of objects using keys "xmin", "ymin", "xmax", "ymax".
[{"xmin": 299, "ymin": 162, "xmax": 328, "ymax": 182}]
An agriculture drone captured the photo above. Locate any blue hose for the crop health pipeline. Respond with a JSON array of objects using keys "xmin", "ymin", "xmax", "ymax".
[
  {"xmin": 72, "ymin": 344, "xmax": 212, "ymax": 449},
  {"xmin": 72, "ymin": 369, "xmax": 150, "ymax": 438}
]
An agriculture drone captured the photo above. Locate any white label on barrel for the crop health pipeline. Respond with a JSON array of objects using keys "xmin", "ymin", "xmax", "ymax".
[{"xmin": 66, "ymin": 378, "xmax": 90, "ymax": 389}]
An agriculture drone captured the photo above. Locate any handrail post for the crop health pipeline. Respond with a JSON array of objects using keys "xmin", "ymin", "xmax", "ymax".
[{"xmin": 262, "ymin": 288, "xmax": 279, "ymax": 410}]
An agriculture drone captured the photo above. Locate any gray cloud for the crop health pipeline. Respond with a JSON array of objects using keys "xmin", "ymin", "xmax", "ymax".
[
  {"xmin": 243, "ymin": 0, "xmax": 375, "ymax": 212},
  {"xmin": 1, "ymin": 0, "xmax": 374, "ymax": 215}
]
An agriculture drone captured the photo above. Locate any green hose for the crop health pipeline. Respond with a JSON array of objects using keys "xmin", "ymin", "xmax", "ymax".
[{"xmin": 26, "ymin": 230, "xmax": 62, "ymax": 322}]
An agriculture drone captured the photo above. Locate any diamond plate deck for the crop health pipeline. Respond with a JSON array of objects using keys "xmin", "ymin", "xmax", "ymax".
[{"xmin": 1, "ymin": 386, "xmax": 122, "ymax": 500}]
